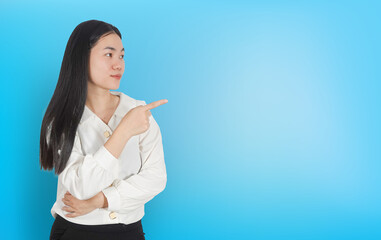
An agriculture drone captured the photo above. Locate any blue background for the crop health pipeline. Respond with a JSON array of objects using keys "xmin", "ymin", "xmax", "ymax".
[{"xmin": 0, "ymin": 0, "xmax": 380, "ymax": 239}]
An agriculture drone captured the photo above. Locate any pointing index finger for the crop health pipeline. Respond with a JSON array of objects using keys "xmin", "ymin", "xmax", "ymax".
[{"xmin": 144, "ymin": 99, "xmax": 168, "ymax": 111}]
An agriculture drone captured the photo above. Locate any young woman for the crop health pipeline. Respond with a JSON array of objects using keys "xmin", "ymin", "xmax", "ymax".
[{"xmin": 40, "ymin": 19, "xmax": 168, "ymax": 240}]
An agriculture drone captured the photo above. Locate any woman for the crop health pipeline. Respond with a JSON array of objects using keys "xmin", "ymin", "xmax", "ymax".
[{"xmin": 40, "ymin": 19, "xmax": 168, "ymax": 240}]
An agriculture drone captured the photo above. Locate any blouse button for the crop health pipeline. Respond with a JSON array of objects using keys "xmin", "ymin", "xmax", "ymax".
[
  {"xmin": 109, "ymin": 211, "xmax": 117, "ymax": 219},
  {"xmin": 104, "ymin": 130, "xmax": 111, "ymax": 138}
]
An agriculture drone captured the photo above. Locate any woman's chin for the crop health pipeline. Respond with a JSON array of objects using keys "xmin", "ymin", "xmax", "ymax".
[{"xmin": 109, "ymin": 82, "xmax": 121, "ymax": 90}]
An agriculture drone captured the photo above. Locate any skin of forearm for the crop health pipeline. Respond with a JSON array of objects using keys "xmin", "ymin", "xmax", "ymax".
[
  {"xmin": 104, "ymin": 118, "xmax": 132, "ymax": 159},
  {"xmin": 89, "ymin": 192, "xmax": 109, "ymax": 209}
]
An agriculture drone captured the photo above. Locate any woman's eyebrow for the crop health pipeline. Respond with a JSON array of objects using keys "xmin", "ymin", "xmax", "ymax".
[{"xmin": 103, "ymin": 46, "xmax": 124, "ymax": 52}]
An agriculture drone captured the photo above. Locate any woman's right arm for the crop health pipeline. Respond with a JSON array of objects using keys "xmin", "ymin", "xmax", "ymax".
[{"xmin": 57, "ymin": 121, "xmax": 132, "ymax": 201}]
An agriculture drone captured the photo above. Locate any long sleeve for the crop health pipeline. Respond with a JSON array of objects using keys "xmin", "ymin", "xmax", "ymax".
[
  {"xmin": 48, "ymin": 128, "xmax": 120, "ymax": 200},
  {"xmin": 101, "ymin": 101, "xmax": 167, "ymax": 213}
]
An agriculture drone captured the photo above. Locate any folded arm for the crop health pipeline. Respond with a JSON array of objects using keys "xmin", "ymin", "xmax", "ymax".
[{"xmin": 56, "ymin": 132, "xmax": 120, "ymax": 200}]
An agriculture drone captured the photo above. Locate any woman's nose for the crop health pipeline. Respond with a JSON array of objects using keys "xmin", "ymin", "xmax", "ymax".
[{"xmin": 113, "ymin": 63, "xmax": 122, "ymax": 70}]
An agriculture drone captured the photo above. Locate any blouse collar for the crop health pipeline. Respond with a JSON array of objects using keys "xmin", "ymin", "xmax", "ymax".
[{"xmin": 80, "ymin": 91, "xmax": 130, "ymax": 125}]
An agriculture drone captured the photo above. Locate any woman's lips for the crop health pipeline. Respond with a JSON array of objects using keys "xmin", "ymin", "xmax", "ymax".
[{"xmin": 110, "ymin": 74, "xmax": 121, "ymax": 79}]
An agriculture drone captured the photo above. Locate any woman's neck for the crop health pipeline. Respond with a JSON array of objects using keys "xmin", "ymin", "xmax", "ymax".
[{"xmin": 86, "ymin": 87, "xmax": 116, "ymax": 115}]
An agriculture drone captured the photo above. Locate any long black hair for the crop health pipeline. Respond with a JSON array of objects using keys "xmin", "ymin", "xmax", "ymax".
[{"xmin": 40, "ymin": 20, "xmax": 122, "ymax": 175}]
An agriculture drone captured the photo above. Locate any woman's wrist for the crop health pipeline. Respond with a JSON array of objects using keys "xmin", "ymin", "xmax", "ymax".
[
  {"xmin": 119, "ymin": 117, "xmax": 134, "ymax": 139},
  {"xmin": 104, "ymin": 120, "xmax": 133, "ymax": 159},
  {"xmin": 88, "ymin": 192, "xmax": 108, "ymax": 209}
]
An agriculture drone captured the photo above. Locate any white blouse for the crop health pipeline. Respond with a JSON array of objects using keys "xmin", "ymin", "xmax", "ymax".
[{"xmin": 49, "ymin": 91, "xmax": 167, "ymax": 225}]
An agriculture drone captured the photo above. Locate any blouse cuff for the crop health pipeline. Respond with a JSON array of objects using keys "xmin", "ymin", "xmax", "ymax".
[{"xmin": 102, "ymin": 186, "xmax": 121, "ymax": 212}]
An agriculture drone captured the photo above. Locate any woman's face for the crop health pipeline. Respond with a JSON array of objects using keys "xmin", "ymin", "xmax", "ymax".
[{"xmin": 88, "ymin": 33, "xmax": 125, "ymax": 90}]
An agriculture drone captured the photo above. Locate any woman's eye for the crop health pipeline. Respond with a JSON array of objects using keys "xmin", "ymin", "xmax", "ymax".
[
  {"xmin": 120, "ymin": 55, "xmax": 124, "ymax": 59},
  {"xmin": 106, "ymin": 53, "xmax": 112, "ymax": 57}
]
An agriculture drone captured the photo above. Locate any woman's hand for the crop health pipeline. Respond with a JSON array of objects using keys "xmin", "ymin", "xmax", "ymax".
[
  {"xmin": 104, "ymin": 99, "xmax": 168, "ymax": 160},
  {"xmin": 121, "ymin": 99, "xmax": 168, "ymax": 137},
  {"xmin": 61, "ymin": 191, "xmax": 106, "ymax": 218}
]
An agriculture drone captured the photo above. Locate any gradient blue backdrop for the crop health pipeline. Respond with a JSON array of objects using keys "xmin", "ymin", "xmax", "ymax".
[{"xmin": 1, "ymin": 0, "xmax": 380, "ymax": 239}]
